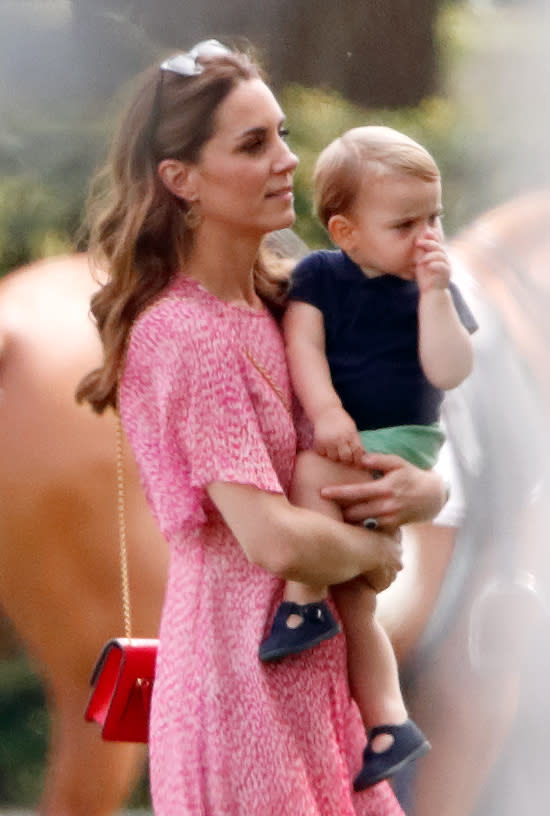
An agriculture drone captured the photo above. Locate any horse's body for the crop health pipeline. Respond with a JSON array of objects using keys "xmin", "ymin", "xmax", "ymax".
[
  {"xmin": 0, "ymin": 254, "xmax": 168, "ymax": 814},
  {"xmin": 0, "ymin": 193, "xmax": 549, "ymax": 815}
]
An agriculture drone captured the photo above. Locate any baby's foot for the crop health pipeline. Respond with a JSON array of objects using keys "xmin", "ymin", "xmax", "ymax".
[
  {"xmin": 354, "ymin": 719, "xmax": 430, "ymax": 790},
  {"xmin": 259, "ymin": 600, "xmax": 340, "ymax": 662}
]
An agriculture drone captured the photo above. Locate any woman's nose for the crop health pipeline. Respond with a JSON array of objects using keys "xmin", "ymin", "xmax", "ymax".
[{"xmin": 273, "ymin": 141, "xmax": 299, "ymax": 174}]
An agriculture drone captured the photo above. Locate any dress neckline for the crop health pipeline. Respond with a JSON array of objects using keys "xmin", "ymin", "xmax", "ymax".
[{"xmin": 171, "ymin": 275, "xmax": 268, "ymax": 316}]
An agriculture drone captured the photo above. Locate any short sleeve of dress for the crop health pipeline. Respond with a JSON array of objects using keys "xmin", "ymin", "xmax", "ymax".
[
  {"xmin": 121, "ymin": 300, "xmax": 287, "ymax": 538},
  {"xmin": 174, "ymin": 331, "xmax": 284, "ymax": 493}
]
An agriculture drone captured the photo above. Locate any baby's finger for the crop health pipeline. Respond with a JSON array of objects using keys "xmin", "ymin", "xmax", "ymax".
[
  {"xmin": 325, "ymin": 442, "xmax": 342, "ymax": 462},
  {"xmin": 337, "ymin": 441, "xmax": 355, "ymax": 465},
  {"xmin": 423, "ymin": 250, "xmax": 450, "ymax": 267},
  {"xmin": 351, "ymin": 444, "xmax": 367, "ymax": 467},
  {"xmin": 315, "ymin": 440, "xmax": 328, "ymax": 458}
]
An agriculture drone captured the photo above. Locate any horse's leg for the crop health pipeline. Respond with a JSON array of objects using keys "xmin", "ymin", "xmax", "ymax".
[{"xmin": 40, "ymin": 679, "xmax": 147, "ymax": 816}]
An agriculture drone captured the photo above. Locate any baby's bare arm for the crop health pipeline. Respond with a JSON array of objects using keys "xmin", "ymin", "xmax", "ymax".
[
  {"xmin": 415, "ymin": 231, "xmax": 474, "ymax": 388},
  {"xmin": 283, "ymin": 301, "xmax": 364, "ymax": 464}
]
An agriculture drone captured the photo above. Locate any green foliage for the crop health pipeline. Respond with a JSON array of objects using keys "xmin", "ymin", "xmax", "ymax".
[
  {"xmin": 285, "ymin": 1, "xmax": 550, "ymax": 248},
  {"xmin": 0, "ymin": 657, "xmax": 48, "ymax": 805},
  {"xmin": 0, "ymin": 650, "xmax": 151, "ymax": 808},
  {"xmin": 0, "ymin": 0, "xmax": 156, "ymax": 278},
  {"xmin": 283, "ymin": 86, "xmax": 465, "ymax": 248},
  {"xmin": 0, "ymin": 176, "xmax": 76, "ymax": 273}
]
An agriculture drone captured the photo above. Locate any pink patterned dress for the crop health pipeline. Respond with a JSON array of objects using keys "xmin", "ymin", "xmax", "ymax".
[{"xmin": 119, "ymin": 277, "xmax": 404, "ymax": 816}]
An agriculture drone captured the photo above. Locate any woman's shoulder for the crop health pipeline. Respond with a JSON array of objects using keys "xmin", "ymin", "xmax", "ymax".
[{"xmin": 131, "ymin": 279, "xmax": 218, "ymax": 353}]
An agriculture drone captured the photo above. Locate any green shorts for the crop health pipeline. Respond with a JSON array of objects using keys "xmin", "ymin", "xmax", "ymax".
[{"xmin": 359, "ymin": 423, "xmax": 445, "ymax": 470}]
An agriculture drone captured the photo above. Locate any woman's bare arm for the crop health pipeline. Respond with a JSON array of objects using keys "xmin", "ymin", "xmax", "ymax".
[{"xmin": 207, "ymin": 480, "xmax": 403, "ymax": 591}]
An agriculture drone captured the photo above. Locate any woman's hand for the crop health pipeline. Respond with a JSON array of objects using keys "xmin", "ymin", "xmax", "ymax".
[
  {"xmin": 320, "ymin": 451, "xmax": 447, "ymax": 529},
  {"xmin": 363, "ymin": 527, "xmax": 404, "ymax": 592}
]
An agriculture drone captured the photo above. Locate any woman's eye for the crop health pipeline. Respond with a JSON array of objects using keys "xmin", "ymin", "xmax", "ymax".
[{"xmin": 241, "ymin": 138, "xmax": 265, "ymax": 154}]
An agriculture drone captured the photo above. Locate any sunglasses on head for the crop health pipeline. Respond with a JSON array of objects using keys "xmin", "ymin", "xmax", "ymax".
[
  {"xmin": 160, "ymin": 39, "xmax": 232, "ymax": 77},
  {"xmin": 146, "ymin": 39, "xmax": 232, "ymax": 154}
]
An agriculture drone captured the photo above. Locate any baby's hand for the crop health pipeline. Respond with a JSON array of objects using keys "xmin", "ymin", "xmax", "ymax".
[
  {"xmin": 313, "ymin": 405, "xmax": 365, "ymax": 465},
  {"xmin": 414, "ymin": 228, "xmax": 451, "ymax": 293}
]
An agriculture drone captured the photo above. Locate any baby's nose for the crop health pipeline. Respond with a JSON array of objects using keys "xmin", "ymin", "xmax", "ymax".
[{"xmin": 420, "ymin": 226, "xmax": 437, "ymax": 240}]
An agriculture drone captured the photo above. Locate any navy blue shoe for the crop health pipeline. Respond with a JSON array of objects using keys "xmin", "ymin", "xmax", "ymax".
[
  {"xmin": 259, "ymin": 600, "xmax": 340, "ymax": 662},
  {"xmin": 354, "ymin": 719, "xmax": 430, "ymax": 791}
]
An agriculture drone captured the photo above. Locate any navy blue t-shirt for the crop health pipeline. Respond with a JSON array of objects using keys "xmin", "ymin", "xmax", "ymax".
[{"xmin": 289, "ymin": 249, "xmax": 478, "ymax": 431}]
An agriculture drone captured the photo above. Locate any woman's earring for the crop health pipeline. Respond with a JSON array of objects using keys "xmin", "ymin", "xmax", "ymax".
[{"xmin": 184, "ymin": 200, "xmax": 201, "ymax": 229}]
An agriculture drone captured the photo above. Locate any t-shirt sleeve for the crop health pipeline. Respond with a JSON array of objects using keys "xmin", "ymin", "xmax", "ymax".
[
  {"xmin": 287, "ymin": 252, "xmax": 331, "ymax": 313},
  {"xmin": 122, "ymin": 307, "xmax": 285, "ymax": 538},
  {"xmin": 449, "ymin": 281, "xmax": 479, "ymax": 334}
]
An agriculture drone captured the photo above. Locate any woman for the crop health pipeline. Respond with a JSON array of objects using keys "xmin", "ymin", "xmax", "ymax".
[{"xmin": 77, "ymin": 40, "xmax": 446, "ymax": 815}]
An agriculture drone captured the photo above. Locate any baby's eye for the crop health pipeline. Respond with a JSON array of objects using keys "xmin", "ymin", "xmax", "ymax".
[
  {"xmin": 395, "ymin": 220, "xmax": 414, "ymax": 231},
  {"xmin": 428, "ymin": 213, "xmax": 442, "ymax": 226},
  {"xmin": 279, "ymin": 127, "xmax": 290, "ymax": 139}
]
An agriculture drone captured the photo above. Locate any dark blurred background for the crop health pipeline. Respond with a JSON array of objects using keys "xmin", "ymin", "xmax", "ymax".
[{"xmin": 0, "ymin": 0, "xmax": 549, "ymax": 274}]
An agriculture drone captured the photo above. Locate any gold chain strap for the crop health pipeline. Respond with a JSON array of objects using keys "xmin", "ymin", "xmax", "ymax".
[
  {"xmin": 113, "ymin": 295, "xmax": 288, "ymax": 642},
  {"xmin": 116, "ymin": 413, "xmax": 133, "ymax": 640},
  {"xmin": 114, "ymin": 293, "xmax": 184, "ymax": 642},
  {"xmin": 241, "ymin": 347, "xmax": 292, "ymax": 416}
]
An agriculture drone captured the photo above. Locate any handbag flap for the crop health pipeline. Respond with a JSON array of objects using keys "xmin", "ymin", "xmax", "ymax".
[
  {"xmin": 85, "ymin": 638, "xmax": 158, "ymax": 736},
  {"xmin": 85, "ymin": 639, "xmax": 125, "ymax": 724}
]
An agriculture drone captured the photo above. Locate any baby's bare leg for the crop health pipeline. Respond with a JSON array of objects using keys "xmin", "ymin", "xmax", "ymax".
[
  {"xmin": 285, "ymin": 450, "xmax": 346, "ymax": 607},
  {"xmin": 332, "ymin": 579, "xmax": 407, "ymax": 739},
  {"xmin": 292, "ymin": 451, "xmax": 408, "ymax": 737}
]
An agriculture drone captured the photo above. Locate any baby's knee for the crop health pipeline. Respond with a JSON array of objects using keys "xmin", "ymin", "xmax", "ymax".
[
  {"xmin": 293, "ymin": 449, "xmax": 326, "ymax": 490},
  {"xmin": 291, "ymin": 449, "xmax": 338, "ymax": 510}
]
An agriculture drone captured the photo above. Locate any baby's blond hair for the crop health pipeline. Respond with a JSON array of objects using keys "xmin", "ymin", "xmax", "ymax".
[{"xmin": 314, "ymin": 126, "xmax": 440, "ymax": 229}]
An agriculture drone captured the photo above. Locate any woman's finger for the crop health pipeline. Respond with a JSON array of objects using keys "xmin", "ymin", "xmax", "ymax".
[
  {"xmin": 358, "ymin": 451, "xmax": 407, "ymax": 473},
  {"xmin": 321, "ymin": 480, "xmax": 386, "ymax": 507},
  {"xmin": 343, "ymin": 502, "xmax": 398, "ymax": 526}
]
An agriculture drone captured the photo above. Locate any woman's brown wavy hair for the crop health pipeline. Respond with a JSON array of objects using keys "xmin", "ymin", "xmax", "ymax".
[{"xmin": 76, "ymin": 46, "xmax": 289, "ymax": 414}]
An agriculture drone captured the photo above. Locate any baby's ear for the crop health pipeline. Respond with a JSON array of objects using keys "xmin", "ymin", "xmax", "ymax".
[{"xmin": 328, "ymin": 214, "xmax": 355, "ymax": 251}]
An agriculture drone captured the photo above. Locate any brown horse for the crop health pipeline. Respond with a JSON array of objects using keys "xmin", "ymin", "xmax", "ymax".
[
  {"xmin": 0, "ymin": 195, "xmax": 549, "ymax": 815},
  {"xmin": 0, "ymin": 253, "xmax": 168, "ymax": 815}
]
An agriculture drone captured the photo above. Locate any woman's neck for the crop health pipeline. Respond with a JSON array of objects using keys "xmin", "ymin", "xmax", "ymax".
[{"xmin": 181, "ymin": 225, "xmax": 262, "ymax": 308}]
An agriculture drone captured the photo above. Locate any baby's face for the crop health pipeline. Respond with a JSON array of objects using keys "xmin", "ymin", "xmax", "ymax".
[{"xmin": 345, "ymin": 172, "xmax": 443, "ymax": 279}]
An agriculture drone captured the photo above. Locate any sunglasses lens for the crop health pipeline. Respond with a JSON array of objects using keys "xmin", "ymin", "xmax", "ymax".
[
  {"xmin": 160, "ymin": 40, "xmax": 231, "ymax": 78},
  {"xmin": 189, "ymin": 39, "xmax": 231, "ymax": 60},
  {"xmin": 160, "ymin": 54, "xmax": 199, "ymax": 76}
]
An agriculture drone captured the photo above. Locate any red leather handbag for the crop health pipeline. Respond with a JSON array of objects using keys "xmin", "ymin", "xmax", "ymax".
[
  {"xmin": 84, "ymin": 415, "xmax": 159, "ymax": 743},
  {"xmin": 85, "ymin": 637, "xmax": 157, "ymax": 742}
]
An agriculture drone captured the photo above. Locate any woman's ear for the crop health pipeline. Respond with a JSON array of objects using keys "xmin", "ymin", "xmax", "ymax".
[
  {"xmin": 157, "ymin": 159, "xmax": 199, "ymax": 201},
  {"xmin": 328, "ymin": 214, "xmax": 356, "ymax": 252}
]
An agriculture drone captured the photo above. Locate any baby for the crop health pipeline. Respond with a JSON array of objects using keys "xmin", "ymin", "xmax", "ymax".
[{"xmin": 260, "ymin": 126, "xmax": 478, "ymax": 789}]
